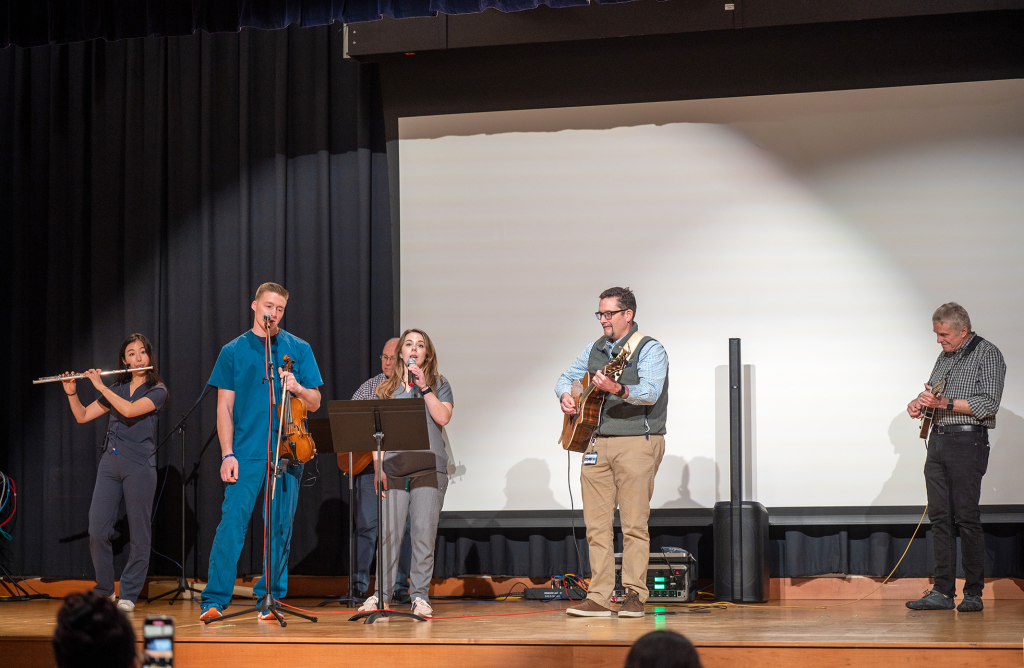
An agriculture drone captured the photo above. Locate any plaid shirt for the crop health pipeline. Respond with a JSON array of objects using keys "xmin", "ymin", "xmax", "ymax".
[
  {"xmin": 351, "ymin": 372, "xmax": 386, "ymax": 400},
  {"xmin": 926, "ymin": 333, "xmax": 1005, "ymax": 428}
]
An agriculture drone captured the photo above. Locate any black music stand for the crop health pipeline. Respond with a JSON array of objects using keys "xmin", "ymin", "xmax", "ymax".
[{"xmin": 327, "ymin": 398, "xmax": 431, "ymax": 624}]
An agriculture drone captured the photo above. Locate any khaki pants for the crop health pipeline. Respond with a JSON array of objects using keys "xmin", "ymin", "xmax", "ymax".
[{"xmin": 581, "ymin": 434, "xmax": 665, "ymax": 606}]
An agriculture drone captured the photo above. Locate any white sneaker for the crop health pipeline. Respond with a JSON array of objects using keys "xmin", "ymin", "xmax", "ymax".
[
  {"xmin": 358, "ymin": 595, "xmax": 388, "ymax": 612},
  {"xmin": 116, "ymin": 599, "xmax": 135, "ymax": 612},
  {"xmin": 412, "ymin": 597, "xmax": 432, "ymax": 618},
  {"xmin": 107, "ymin": 594, "xmax": 117, "ymax": 603}
]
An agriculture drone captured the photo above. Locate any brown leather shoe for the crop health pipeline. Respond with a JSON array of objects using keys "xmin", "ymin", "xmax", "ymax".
[
  {"xmin": 566, "ymin": 598, "xmax": 612, "ymax": 617},
  {"xmin": 617, "ymin": 589, "xmax": 645, "ymax": 617}
]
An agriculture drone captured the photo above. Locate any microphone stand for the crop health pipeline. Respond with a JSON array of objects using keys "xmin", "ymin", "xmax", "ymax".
[{"xmin": 148, "ymin": 385, "xmax": 213, "ymax": 604}]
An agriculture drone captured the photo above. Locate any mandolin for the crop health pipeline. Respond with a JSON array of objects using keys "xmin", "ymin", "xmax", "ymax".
[
  {"xmin": 558, "ymin": 348, "xmax": 631, "ymax": 453},
  {"xmin": 918, "ymin": 378, "xmax": 946, "ymax": 440},
  {"xmin": 336, "ymin": 452, "xmax": 374, "ymax": 476}
]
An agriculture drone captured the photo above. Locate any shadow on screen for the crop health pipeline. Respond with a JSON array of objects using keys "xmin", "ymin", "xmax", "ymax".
[
  {"xmin": 503, "ymin": 458, "xmax": 566, "ymax": 510},
  {"xmin": 873, "ymin": 412, "xmax": 928, "ymax": 506},
  {"xmin": 874, "ymin": 407, "xmax": 1024, "ymax": 506},
  {"xmin": 986, "ymin": 408, "xmax": 1024, "ymax": 502},
  {"xmin": 660, "ymin": 455, "xmax": 715, "ymax": 508}
]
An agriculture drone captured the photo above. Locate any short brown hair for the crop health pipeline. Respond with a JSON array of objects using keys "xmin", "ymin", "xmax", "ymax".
[
  {"xmin": 932, "ymin": 302, "xmax": 971, "ymax": 333},
  {"xmin": 255, "ymin": 282, "xmax": 289, "ymax": 302},
  {"xmin": 599, "ymin": 286, "xmax": 637, "ymax": 315}
]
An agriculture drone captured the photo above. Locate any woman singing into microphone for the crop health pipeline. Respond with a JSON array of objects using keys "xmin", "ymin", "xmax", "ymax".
[
  {"xmin": 359, "ymin": 328, "xmax": 453, "ymax": 619},
  {"xmin": 61, "ymin": 334, "xmax": 168, "ymax": 613}
]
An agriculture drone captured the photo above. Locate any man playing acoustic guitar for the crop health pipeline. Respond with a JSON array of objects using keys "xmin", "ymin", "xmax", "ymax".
[{"xmin": 555, "ymin": 287, "xmax": 669, "ymax": 618}]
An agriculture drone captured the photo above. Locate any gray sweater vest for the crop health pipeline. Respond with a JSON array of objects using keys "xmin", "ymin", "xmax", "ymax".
[{"xmin": 586, "ymin": 325, "xmax": 669, "ymax": 436}]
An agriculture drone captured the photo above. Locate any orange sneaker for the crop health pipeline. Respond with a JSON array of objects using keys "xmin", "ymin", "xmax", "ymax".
[
  {"xmin": 199, "ymin": 607, "xmax": 223, "ymax": 621},
  {"xmin": 257, "ymin": 610, "xmax": 276, "ymax": 621}
]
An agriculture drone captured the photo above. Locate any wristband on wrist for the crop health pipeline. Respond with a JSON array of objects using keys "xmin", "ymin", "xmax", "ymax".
[
  {"xmin": 615, "ymin": 384, "xmax": 628, "ymax": 398},
  {"xmin": 421, "ymin": 385, "xmax": 433, "ymax": 395},
  {"xmin": 222, "ymin": 453, "xmax": 237, "ymax": 461},
  {"xmin": 66, "ymin": 392, "xmax": 77, "ymax": 397},
  {"xmin": 946, "ymin": 398, "xmax": 954, "ymax": 411}
]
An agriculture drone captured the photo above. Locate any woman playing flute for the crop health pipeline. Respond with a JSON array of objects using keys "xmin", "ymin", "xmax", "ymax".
[{"xmin": 61, "ymin": 334, "xmax": 168, "ymax": 613}]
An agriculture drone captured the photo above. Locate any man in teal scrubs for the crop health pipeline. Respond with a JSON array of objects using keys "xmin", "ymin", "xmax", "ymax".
[{"xmin": 200, "ymin": 282, "xmax": 323, "ymax": 620}]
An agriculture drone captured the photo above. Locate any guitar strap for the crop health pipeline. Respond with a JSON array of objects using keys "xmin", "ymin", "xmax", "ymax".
[
  {"xmin": 621, "ymin": 330, "xmax": 647, "ymax": 362},
  {"xmin": 620, "ymin": 330, "xmax": 651, "ymax": 439},
  {"xmin": 941, "ymin": 334, "xmax": 985, "ymax": 387}
]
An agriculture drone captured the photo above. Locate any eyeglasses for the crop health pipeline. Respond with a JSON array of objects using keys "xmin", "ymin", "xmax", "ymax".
[
  {"xmin": 595, "ymin": 309, "xmax": 627, "ymax": 321},
  {"xmin": 380, "ymin": 355, "xmax": 396, "ymax": 362}
]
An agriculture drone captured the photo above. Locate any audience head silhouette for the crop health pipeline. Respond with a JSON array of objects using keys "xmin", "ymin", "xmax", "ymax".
[
  {"xmin": 52, "ymin": 592, "xmax": 139, "ymax": 668},
  {"xmin": 624, "ymin": 630, "xmax": 703, "ymax": 668}
]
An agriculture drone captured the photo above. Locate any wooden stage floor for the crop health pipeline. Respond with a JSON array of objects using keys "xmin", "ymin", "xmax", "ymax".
[{"xmin": 4, "ymin": 595, "xmax": 1023, "ymax": 668}]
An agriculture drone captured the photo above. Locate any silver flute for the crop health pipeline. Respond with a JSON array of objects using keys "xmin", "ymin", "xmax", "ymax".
[{"xmin": 33, "ymin": 366, "xmax": 154, "ymax": 384}]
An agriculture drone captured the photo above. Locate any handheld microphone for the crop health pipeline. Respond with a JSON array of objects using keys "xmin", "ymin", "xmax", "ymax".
[{"xmin": 407, "ymin": 356, "xmax": 417, "ymax": 388}]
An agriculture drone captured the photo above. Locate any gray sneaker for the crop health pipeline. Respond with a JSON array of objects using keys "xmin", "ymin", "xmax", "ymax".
[
  {"xmin": 906, "ymin": 590, "xmax": 954, "ymax": 610},
  {"xmin": 956, "ymin": 593, "xmax": 983, "ymax": 612}
]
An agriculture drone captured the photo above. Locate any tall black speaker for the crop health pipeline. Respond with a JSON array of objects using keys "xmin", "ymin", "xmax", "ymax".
[{"xmin": 713, "ymin": 500, "xmax": 770, "ymax": 602}]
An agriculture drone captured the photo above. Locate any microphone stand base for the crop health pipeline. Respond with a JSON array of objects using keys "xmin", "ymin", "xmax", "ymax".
[
  {"xmin": 204, "ymin": 594, "xmax": 318, "ymax": 628},
  {"xmin": 349, "ymin": 609, "xmax": 427, "ymax": 624}
]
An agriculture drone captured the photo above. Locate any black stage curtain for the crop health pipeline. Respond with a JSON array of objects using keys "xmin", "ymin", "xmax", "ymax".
[
  {"xmin": 432, "ymin": 523, "xmax": 1024, "ymax": 581},
  {"xmin": 0, "ymin": 0, "xmax": 644, "ymax": 48},
  {"xmin": 0, "ymin": 25, "xmax": 394, "ymax": 582},
  {"xmin": 771, "ymin": 525, "xmax": 1024, "ymax": 580}
]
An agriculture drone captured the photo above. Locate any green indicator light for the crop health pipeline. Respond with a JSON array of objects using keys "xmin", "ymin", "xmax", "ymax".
[
  {"xmin": 654, "ymin": 584, "xmax": 665, "ymax": 590},
  {"xmin": 654, "ymin": 577, "xmax": 666, "ymax": 583},
  {"xmin": 655, "ymin": 607, "xmax": 666, "ymax": 613}
]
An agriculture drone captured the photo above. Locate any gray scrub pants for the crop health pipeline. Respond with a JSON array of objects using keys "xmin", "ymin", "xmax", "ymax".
[
  {"xmin": 379, "ymin": 471, "xmax": 447, "ymax": 605},
  {"xmin": 89, "ymin": 449, "xmax": 156, "ymax": 603}
]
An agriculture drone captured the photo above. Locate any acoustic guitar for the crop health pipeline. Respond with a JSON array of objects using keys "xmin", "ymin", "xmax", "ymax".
[
  {"xmin": 918, "ymin": 378, "xmax": 946, "ymax": 440},
  {"xmin": 336, "ymin": 451, "xmax": 374, "ymax": 476},
  {"xmin": 558, "ymin": 348, "xmax": 631, "ymax": 453}
]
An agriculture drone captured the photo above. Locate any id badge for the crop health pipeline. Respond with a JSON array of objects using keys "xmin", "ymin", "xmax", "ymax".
[{"xmin": 583, "ymin": 451, "xmax": 598, "ymax": 466}]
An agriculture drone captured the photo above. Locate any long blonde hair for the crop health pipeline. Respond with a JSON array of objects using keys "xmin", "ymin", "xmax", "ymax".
[{"xmin": 375, "ymin": 328, "xmax": 441, "ymax": 399}]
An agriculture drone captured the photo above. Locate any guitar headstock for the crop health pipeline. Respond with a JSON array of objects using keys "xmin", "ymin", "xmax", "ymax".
[
  {"xmin": 931, "ymin": 379, "xmax": 946, "ymax": 396},
  {"xmin": 603, "ymin": 348, "xmax": 630, "ymax": 380}
]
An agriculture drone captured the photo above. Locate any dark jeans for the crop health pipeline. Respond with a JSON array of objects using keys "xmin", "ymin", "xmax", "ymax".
[
  {"xmin": 352, "ymin": 470, "xmax": 411, "ymax": 595},
  {"xmin": 89, "ymin": 450, "xmax": 156, "ymax": 603},
  {"xmin": 924, "ymin": 430, "xmax": 990, "ymax": 597}
]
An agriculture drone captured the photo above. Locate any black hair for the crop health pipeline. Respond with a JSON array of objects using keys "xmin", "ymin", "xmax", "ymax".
[
  {"xmin": 52, "ymin": 592, "xmax": 137, "ymax": 668},
  {"xmin": 599, "ymin": 286, "xmax": 637, "ymax": 316},
  {"xmin": 623, "ymin": 630, "xmax": 703, "ymax": 668},
  {"xmin": 116, "ymin": 333, "xmax": 163, "ymax": 387}
]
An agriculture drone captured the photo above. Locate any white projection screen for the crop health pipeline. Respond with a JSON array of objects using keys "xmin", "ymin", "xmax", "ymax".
[{"xmin": 397, "ymin": 80, "xmax": 1024, "ymax": 513}]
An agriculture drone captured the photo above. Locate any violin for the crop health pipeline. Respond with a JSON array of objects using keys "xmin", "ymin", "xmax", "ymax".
[{"xmin": 278, "ymin": 355, "xmax": 316, "ymax": 463}]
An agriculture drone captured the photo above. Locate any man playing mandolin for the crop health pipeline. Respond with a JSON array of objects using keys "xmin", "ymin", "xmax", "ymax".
[
  {"xmin": 200, "ymin": 282, "xmax": 323, "ymax": 621},
  {"xmin": 904, "ymin": 302, "xmax": 1004, "ymax": 613},
  {"xmin": 556, "ymin": 287, "xmax": 669, "ymax": 618}
]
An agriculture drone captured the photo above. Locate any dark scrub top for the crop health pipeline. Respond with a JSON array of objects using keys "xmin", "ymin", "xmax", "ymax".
[{"xmin": 98, "ymin": 381, "xmax": 168, "ymax": 467}]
